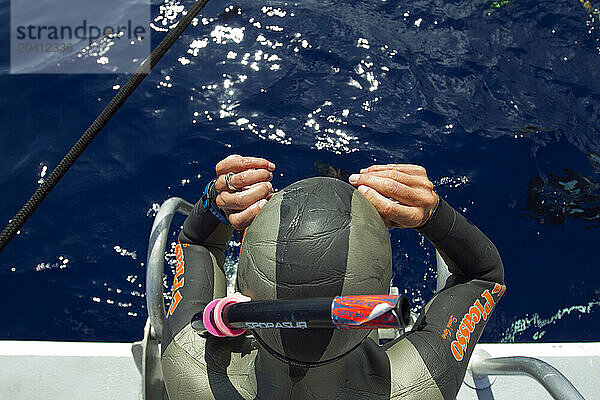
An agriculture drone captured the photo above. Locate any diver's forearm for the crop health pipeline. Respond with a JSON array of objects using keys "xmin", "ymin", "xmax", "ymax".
[
  {"xmin": 182, "ymin": 199, "xmax": 220, "ymax": 243},
  {"xmin": 416, "ymin": 198, "xmax": 504, "ymax": 283},
  {"xmin": 182, "ymin": 198, "xmax": 234, "ymax": 244},
  {"xmin": 180, "ymin": 199, "xmax": 234, "ymax": 267}
]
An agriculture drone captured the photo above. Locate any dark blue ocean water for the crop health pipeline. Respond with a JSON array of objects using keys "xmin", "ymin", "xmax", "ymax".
[{"xmin": 1, "ymin": 0, "xmax": 599, "ymax": 343}]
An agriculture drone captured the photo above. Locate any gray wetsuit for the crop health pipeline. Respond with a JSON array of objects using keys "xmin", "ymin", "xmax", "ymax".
[{"xmin": 161, "ymin": 188, "xmax": 505, "ymax": 400}]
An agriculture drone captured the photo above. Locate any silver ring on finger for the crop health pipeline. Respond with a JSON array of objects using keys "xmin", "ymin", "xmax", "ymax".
[{"xmin": 225, "ymin": 172, "xmax": 239, "ymax": 191}]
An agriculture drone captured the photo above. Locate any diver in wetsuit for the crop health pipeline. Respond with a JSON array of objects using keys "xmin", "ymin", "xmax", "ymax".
[{"xmin": 161, "ymin": 154, "xmax": 506, "ymax": 400}]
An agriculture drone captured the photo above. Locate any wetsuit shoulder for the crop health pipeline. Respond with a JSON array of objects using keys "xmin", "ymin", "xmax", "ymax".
[
  {"xmin": 162, "ymin": 325, "xmax": 258, "ymax": 400},
  {"xmin": 389, "ymin": 199, "xmax": 506, "ymax": 400},
  {"xmin": 161, "ymin": 194, "xmax": 241, "ymax": 400},
  {"xmin": 161, "ymin": 196, "xmax": 234, "ymax": 348}
]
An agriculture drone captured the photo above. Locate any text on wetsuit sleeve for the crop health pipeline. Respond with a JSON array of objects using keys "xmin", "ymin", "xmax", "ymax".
[{"xmin": 450, "ymin": 283, "xmax": 506, "ymax": 361}]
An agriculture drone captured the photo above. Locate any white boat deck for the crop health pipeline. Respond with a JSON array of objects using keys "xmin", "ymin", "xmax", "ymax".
[
  {"xmin": 0, "ymin": 341, "xmax": 141, "ymax": 400},
  {"xmin": 1, "ymin": 340, "xmax": 598, "ymax": 399}
]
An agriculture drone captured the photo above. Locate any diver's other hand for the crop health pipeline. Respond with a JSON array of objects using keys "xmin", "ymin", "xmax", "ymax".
[
  {"xmin": 214, "ymin": 155, "xmax": 276, "ymax": 229},
  {"xmin": 348, "ymin": 164, "xmax": 438, "ymax": 229}
]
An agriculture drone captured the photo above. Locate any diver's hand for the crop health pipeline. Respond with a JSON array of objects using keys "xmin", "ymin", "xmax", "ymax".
[
  {"xmin": 348, "ymin": 164, "xmax": 438, "ymax": 229},
  {"xmin": 214, "ymin": 155, "xmax": 276, "ymax": 229}
]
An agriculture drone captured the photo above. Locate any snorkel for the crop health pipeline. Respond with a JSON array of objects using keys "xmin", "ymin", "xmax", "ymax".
[{"xmin": 191, "ymin": 293, "xmax": 412, "ymax": 337}]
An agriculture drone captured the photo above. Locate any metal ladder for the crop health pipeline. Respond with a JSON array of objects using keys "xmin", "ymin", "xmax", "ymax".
[{"xmin": 138, "ymin": 197, "xmax": 585, "ymax": 400}]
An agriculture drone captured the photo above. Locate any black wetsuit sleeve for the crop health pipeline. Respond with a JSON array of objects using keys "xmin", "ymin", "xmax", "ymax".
[
  {"xmin": 405, "ymin": 198, "xmax": 506, "ymax": 400},
  {"xmin": 417, "ymin": 198, "xmax": 504, "ymax": 284},
  {"xmin": 162, "ymin": 197, "xmax": 234, "ymax": 349}
]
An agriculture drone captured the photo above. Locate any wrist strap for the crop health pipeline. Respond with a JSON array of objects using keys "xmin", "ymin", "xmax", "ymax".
[{"xmin": 202, "ymin": 180, "xmax": 230, "ymax": 225}]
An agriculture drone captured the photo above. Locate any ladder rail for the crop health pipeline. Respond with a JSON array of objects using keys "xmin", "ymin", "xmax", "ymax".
[{"xmin": 145, "ymin": 197, "xmax": 193, "ymax": 340}]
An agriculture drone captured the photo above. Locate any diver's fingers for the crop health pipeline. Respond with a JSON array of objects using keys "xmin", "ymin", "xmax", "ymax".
[
  {"xmin": 361, "ymin": 170, "xmax": 434, "ymax": 192},
  {"xmin": 215, "ymin": 155, "xmax": 276, "ymax": 175},
  {"xmin": 227, "ymin": 199, "xmax": 268, "ymax": 230},
  {"xmin": 214, "ymin": 169, "xmax": 273, "ymax": 192},
  {"xmin": 349, "ymin": 174, "xmax": 429, "ymax": 207},
  {"xmin": 359, "ymin": 164, "xmax": 428, "ymax": 177},
  {"xmin": 216, "ymin": 181, "xmax": 273, "ymax": 211},
  {"xmin": 356, "ymin": 185, "xmax": 426, "ymax": 228}
]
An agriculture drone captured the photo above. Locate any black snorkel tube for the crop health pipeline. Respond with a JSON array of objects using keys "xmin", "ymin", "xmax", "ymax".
[{"xmin": 191, "ymin": 294, "xmax": 411, "ymax": 337}]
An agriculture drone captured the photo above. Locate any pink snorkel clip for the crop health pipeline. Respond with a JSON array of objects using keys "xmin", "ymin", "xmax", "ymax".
[{"xmin": 202, "ymin": 293, "xmax": 251, "ymax": 337}]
